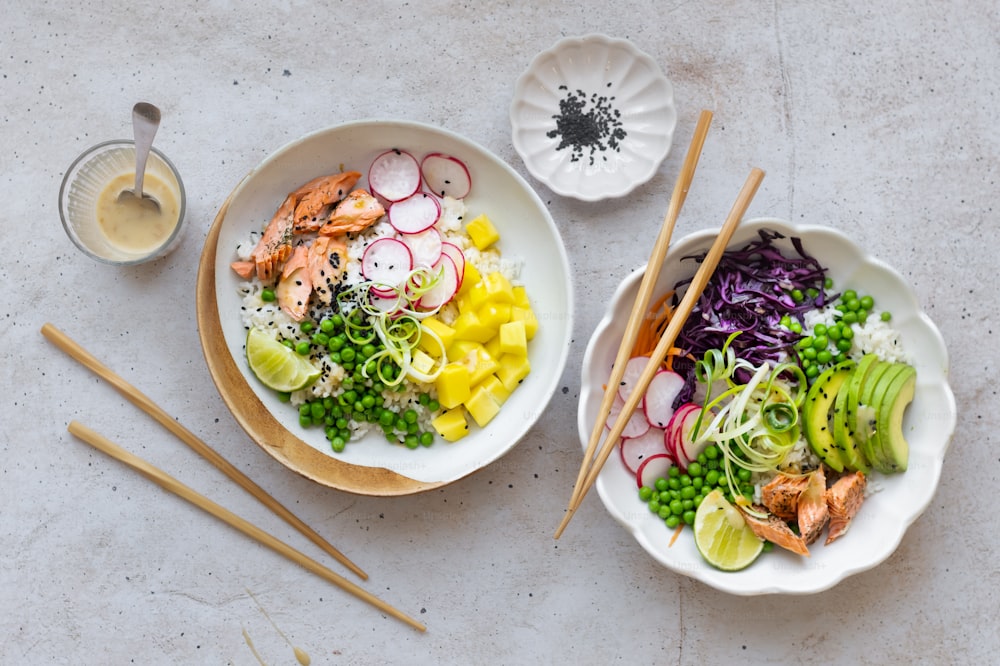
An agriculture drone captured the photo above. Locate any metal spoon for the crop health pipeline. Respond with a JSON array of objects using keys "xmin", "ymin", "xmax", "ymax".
[{"xmin": 117, "ymin": 102, "xmax": 162, "ymax": 212}]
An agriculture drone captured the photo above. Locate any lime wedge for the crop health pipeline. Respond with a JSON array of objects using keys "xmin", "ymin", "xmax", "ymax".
[
  {"xmin": 693, "ymin": 489, "xmax": 764, "ymax": 571},
  {"xmin": 245, "ymin": 327, "xmax": 320, "ymax": 392}
]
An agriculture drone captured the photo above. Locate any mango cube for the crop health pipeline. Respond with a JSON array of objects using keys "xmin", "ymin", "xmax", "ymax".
[
  {"xmin": 464, "ymin": 385, "xmax": 502, "ymax": 427},
  {"xmin": 482, "ymin": 271, "xmax": 515, "ymax": 304},
  {"xmin": 458, "ymin": 262, "xmax": 483, "ymax": 296},
  {"xmin": 477, "ymin": 375, "xmax": 512, "ymax": 405},
  {"xmin": 432, "ymin": 409, "xmax": 470, "ymax": 442},
  {"xmin": 477, "ymin": 302, "xmax": 512, "ymax": 329},
  {"xmin": 408, "ymin": 349, "xmax": 437, "ymax": 378},
  {"xmin": 510, "ymin": 306, "xmax": 539, "ymax": 340},
  {"xmin": 499, "ymin": 320, "xmax": 527, "ymax": 356},
  {"xmin": 459, "ymin": 343, "xmax": 500, "ymax": 386},
  {"xmin": 512, "ymin": 285, "xmax": 531, "ymax": 308},
  {"xmin": 484, "ymin": 334, "xmax": 502, "ymax": 360},
  {"xmin": 435, "ymin": 363, "xmax": 471, "ymax": 409},
  {"xmin": 452, "ymin": 311, "xmax": 496, "ymax": 343},
  {"xmin": 466, "ymin": 214, "xmax": 500, "ymax": 250},
  {"xmin": 496, "ymin": 353, "xmax": 531, "ymax": 391},
  {"xmin": 419, "ymin": 317, "xmax": 455, "ymax": 357}
]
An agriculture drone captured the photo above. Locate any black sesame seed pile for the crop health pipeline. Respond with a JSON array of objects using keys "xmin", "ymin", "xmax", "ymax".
[{"xmin": 546, "ymin": 83, "xmax": 627, "ymax": 165}]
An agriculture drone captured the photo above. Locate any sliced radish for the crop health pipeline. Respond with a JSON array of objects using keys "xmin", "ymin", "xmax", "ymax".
[
  {"xmin": 617, "ymin": 356, "xmax": 650, "ymax": 403},
  {"xmin": 361, "ymin": 237, "xmax": 413, "ymax": 289},
  {"xmin": 401, "ymin": 227, "xmax": 442, "ymax": 268},
  {"xmin": 643, "ymin": 370, "xmax": 685, "ymax": 428},
  {"xmin": 416, "ymin": 254, "xmax": 460, "ymax": 310},
  {"xmin": 665, "ymin": 403, "xmax": 699, "ymax": 467},
  {"xmin": 439, "ymin": 242, "xmax": 466, "ymax": 283},
  {"xmin": 678, "ymin": 406, "xmax": 709, "ymax": 467},
  {"xmin": 606, "ymin": 394, "xmax": 649, "ymax": 439},
  {"xmin": 421, "ymin": 152, "xmax": 471, "ymax": 199},
  {"xmin": 368, "ymin": 149, "xmax": 421, "ymax": 202},
  {"xmin": 388, "ymin": 192, "xmax": 441, "ymax": 233},
  {"xmin": 619, "ymin": 427, "xmax": 666, "ymax": 475},
  {"xmin": 636, "ymin": 453, "xmax": 674, "ymax": 490},
  {"xmin": 368, "ymin": 289, "xmax": 403, "ymax": 314}
]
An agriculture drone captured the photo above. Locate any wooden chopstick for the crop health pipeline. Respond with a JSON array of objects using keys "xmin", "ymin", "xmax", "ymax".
[
  {"xmin": 555, "ymin": 110, "xmax": 713, "ymax": 539},
  {"xmin": 66, "ymin": 421, "xmax": 426, "ymax": 633},
  {"xmin": 40, "ymin": 323, "xmax": 367, "ymax": 581},
  {"xmin": 555, "ymin": 167, "xmax": 766, "ymax": 536}
]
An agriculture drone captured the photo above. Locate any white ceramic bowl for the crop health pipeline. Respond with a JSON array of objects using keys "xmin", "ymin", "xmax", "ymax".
[
  {"xmin": 510, "ymin": 34, "xmax": 677, "ymax": 201},
  {"xmin": 197, "ymin": 120, "xmax": 573, "ymax": 496},
  {"xmin": 578, "ymin": 218, "xmax": 955, "ymax": 594}
]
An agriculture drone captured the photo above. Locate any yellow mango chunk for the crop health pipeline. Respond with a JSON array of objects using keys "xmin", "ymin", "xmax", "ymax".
[
  {"xmin": 464, "ymin": 385, "xmax": 501, "ymax": 427},
  {"xmin": 510, "ymin": 306, "xmax": 539, "ymax": 340},
  {"xmin": 408, "ymin": 349, "xmax": 436, "ymax": 378},
  {"xmin": 477, "ymin": 302, "xmax": 512, "ymax": 329},
  {"xmin": 458, "ymin": 261, "xmax": 482, "ymax": 296},
  {"xmin": 477, "ymin": 374, "xmax": 512, "ymax": 405},
  {"xmin": 484, "ymin": 334, "xmax": 502, "ymax": 360},
  {"xmin": 466, "ymin": 214, "xmax": 500, "ymax": 250},
  {"xmin": 496, "ymin": 353, "xmax": 531, "ymax": 391},
  {"xmin": 435, "ymin": 363, "xmax": 471, "ymax": 409},
  {"xmin": 499, "ymin": 320, "xmax": 527, "ymax": 356},
  {"xmin": 452, "ymin": 310, "xmax": 496, "ymax": 343},
  {"xmin": 482, "ymin": 271, "xmax": 515, "ymax": 304},
  {"xmin": 459, "ymin": 343, "xmax": 500, "ymax": 386},
  {"xmin": 432, "ymin": 409, "xmax": 470, "ymax": 442},
  {"xmin": 512, "ymin": 285, "xmax": 531, "ymax": 308},
  {"xmin": 419, "ymin": 317, "xmax": 455, "ymax": 358}
]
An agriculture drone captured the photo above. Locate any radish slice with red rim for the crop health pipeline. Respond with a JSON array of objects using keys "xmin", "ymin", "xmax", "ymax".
[
  {"xmin": 619, "ymin": 427, "xmax": 666, "ymax": 475},
  {"xmin": 368, "ymin": 149, "xmax": 421, "ymax": 202},
  {"xmin": 388, "ymin": 192, "xmax": 441, "ymax": 233},
  {"xmin": 416, "ymin": 254, "xmax": 459, "ymax": 311},
  {"xmin": 368, "ymin": 289, "xmax": 403, "ymax": 315},
  {"xmin": 678, "ymin": 406, "xmax": 709, "ymax": 468},
  {"xmin": 361, "ymin": 237, "xmax": 413, "ymax": 289},
  {"xmin": 401, "ymin": 227, "xmax": 442, "ymax": 269},
  {"xmin": 606, "ymin": 394, "xmax": 649, "ymax": 439},
  {"xmin": 617, "ymin": 356, "xmax": 650, "ymax": 403},
  {"xmin": 636, "ymin": 453, "xmax": 674, "ymax": 490},
  {"xmin": 643, "ymin": 370, "xmax": 685, "ymax": 429},
  {"xmin": 421, "ymin": 152, "xmax": 471, "ymax": 199},
  {"xmin": 439, "ymin": 242, "xmax": 466, "ymax": 282}
]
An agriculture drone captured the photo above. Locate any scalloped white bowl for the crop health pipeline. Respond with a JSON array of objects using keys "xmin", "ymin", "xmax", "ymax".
[
  {"xmin": 510, "ymin": 34, "xmax": 677, "ymax": 201},
  {"xmin": 578, "ymin": 218, "xmax": 955, "ymax": 594}
]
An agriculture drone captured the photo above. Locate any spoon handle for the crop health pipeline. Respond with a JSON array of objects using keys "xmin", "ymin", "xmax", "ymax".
[{"xmin": 131, "ymin": 102, "xmax": 161, "ymax": 196}]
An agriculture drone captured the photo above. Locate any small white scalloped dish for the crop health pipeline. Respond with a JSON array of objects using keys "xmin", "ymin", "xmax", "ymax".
[
  {"xmin": 510, "ymin": 34, "xmax": 677, "ymax": 201},
  {"xmin": 578, "ymin": 218, "xmax": 956, "ymax": 594}
]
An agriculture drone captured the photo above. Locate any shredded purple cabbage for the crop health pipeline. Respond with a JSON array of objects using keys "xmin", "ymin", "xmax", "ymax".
[{"xmin": 671, "ymin": 229, "xmax": 831, "ymax": 401}]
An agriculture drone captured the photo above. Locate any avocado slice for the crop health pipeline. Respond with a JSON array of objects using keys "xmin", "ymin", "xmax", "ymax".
[
  {"xmin": 803, "ymin": 360, "xmax": 856, "ymax": 473},
  {"xmin": 858, "ymin": 362, "xmax": 906, "ymax": 468},
  {"xmin": 870, "ymin": 365, "xmax": 916, "ymax": 473},
  {"xmin": 833, "ymin": 353, "xmax": 879, "ymax": 473}
]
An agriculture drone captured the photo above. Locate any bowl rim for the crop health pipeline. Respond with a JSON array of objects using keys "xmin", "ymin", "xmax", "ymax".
[
  {"xmin": 197, "ymin": 118, "xmax": 574, "ymax": 496},
  {"xmin": 58, "ymin": 139, "xmax": 187, "ymax": 266},
  {"xmin": 509, "ymin": 32, "xmax": 676, "ymax": 202}
]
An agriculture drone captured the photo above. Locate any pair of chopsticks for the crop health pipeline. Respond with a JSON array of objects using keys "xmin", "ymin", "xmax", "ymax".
[
  {"xmin": 554, "ymin": 111, "xmax": 766, "ymax": 538},
  {"xmin": 42, "ymin": 323, "xmax": 426, "ymax": 632}
]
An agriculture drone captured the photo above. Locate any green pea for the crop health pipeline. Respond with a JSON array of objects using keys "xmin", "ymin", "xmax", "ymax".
[
  {"xmin": 842, "ymin": 311, "xmax": 859, "ymax": 324},
  {"xmin": 330, "ymin": 437, "xmax": 346, "ymax": 453},
  {"xmin": 277, "ymin": 391, "xmax": 291, "ymax": 403},
  {"xmin": 802, "ymin": 347, "xmax": 817, "ymax": 360},
  {"xmin": 683, "ymin": 510, "xmax": 696, "ymax": 526},
  {"xmin": 737, "ymin": 467, "xmax": 752, "ymax": 482},
  {"xmin": 665, "ymin": 514, "xmax": 681, "ymax": 529},
  {"xmin": 648, "ymin": 499, "xmax": 661, "ymax": 513},
  {"xmin": 816, "ymin": 349, "xmax": 833, "ymax": 365},
  {"xmin": 842, "ymin": 289, "xmax": 857, "ymax": 302},
  {"xmin": 686, "ymin": 461, "xmax": 703, "ymax": 477},
  {"xmin": 704, "ymin": 445, "xmax": 719, "ymax": 460},
  {"xmin": 836, "ymin": 338, "xmax": 853, "ymax": 353},
  {"xmin": 881, "ymin": 311, "xmax": 892, "ymax": 322},
  {"xmin": 805, "ymin": 364, "xmax": 820, "ymax": 378},
  {"xmin": 704, "ymin": 470, "xmax": 719, "ymax": 487},
  {"xmin": 638, "ymin": 486, "xmax": 653, "ymax": 502},
  {"xmin": 300, "ymin": 321, "xmax": 314, "ymax": 333},
  {"xmin": 310, "ymin": 402, "xmax": 326, "ymax": 419},
  {"xmin": 680, "ymin": 486, "xmax": 696, "ymax": 500},
  {"xmin": 298, "ymin": 414, "xmax": 312, "ymax": 428},
  {"xmin": 295, "ymin": 341, "xmax": 310, "ymax": 356},
  {"xmin": 669, "ymin": 465, "xmax": 681, "ymax": 477},
  {"xmin": 655, "ymin": 477, "xmax": 668, "ymax": 492},
  {"xmin": 790, "ymin": 288, "xmax": 804, "ymax": 303},
  {"xmin": 789, "ymin": 321, "xmax": 802, "ymax": 334},
  {"xmin": 669, "ymin": 499, "xmax": 684, "ymax": 516},
  {"xmin": 860, "ymin": 295, "xmax": 875, "ymax": 310},
  {"xmin": 261, "ymin": 289, "xmax": 276, "ymax": 302},
  {"xmin": 827, "ymin": 326, "xmax": 842, "ymax": 341},
  {"xmin": 427, "ymin": 399, "xmax": 440, "ymax": 412},
  {"xmin": 812, "ymin": 335, "xmax": 829, "ymax": 350},
  {"xmin": 668, "ymin": 477, "xmax": 680, "ymax": 491},
  {"xmin": 420, "ymin": 432, "xmax": 435, "ymax": 447},
  {"xmin": 813, "ymin": 324, "xmax": 827, "ymax": 336},
  {"xmin": 657, "ymin": 505, "xmax": 672, "ymax": 520}
]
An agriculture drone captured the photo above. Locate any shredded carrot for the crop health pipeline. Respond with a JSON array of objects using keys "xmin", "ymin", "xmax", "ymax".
[
  {"xmin": 668, "ymin": 522, "xmax": 685, "ymax": 547},
  {"xmin": 631, "ymin": 290, "xmax": 686, "ymax": 370}
]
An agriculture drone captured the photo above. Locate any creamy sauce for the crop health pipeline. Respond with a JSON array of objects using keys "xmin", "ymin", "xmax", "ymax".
[{"xmin": 95, "ymin": 172, "xmax": 180, "ymax": 253}]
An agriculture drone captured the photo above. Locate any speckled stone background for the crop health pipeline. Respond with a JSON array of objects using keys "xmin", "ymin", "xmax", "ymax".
[{"xmin": 2, "ymin": 1, "xmax": 996, "ymax": 663}]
